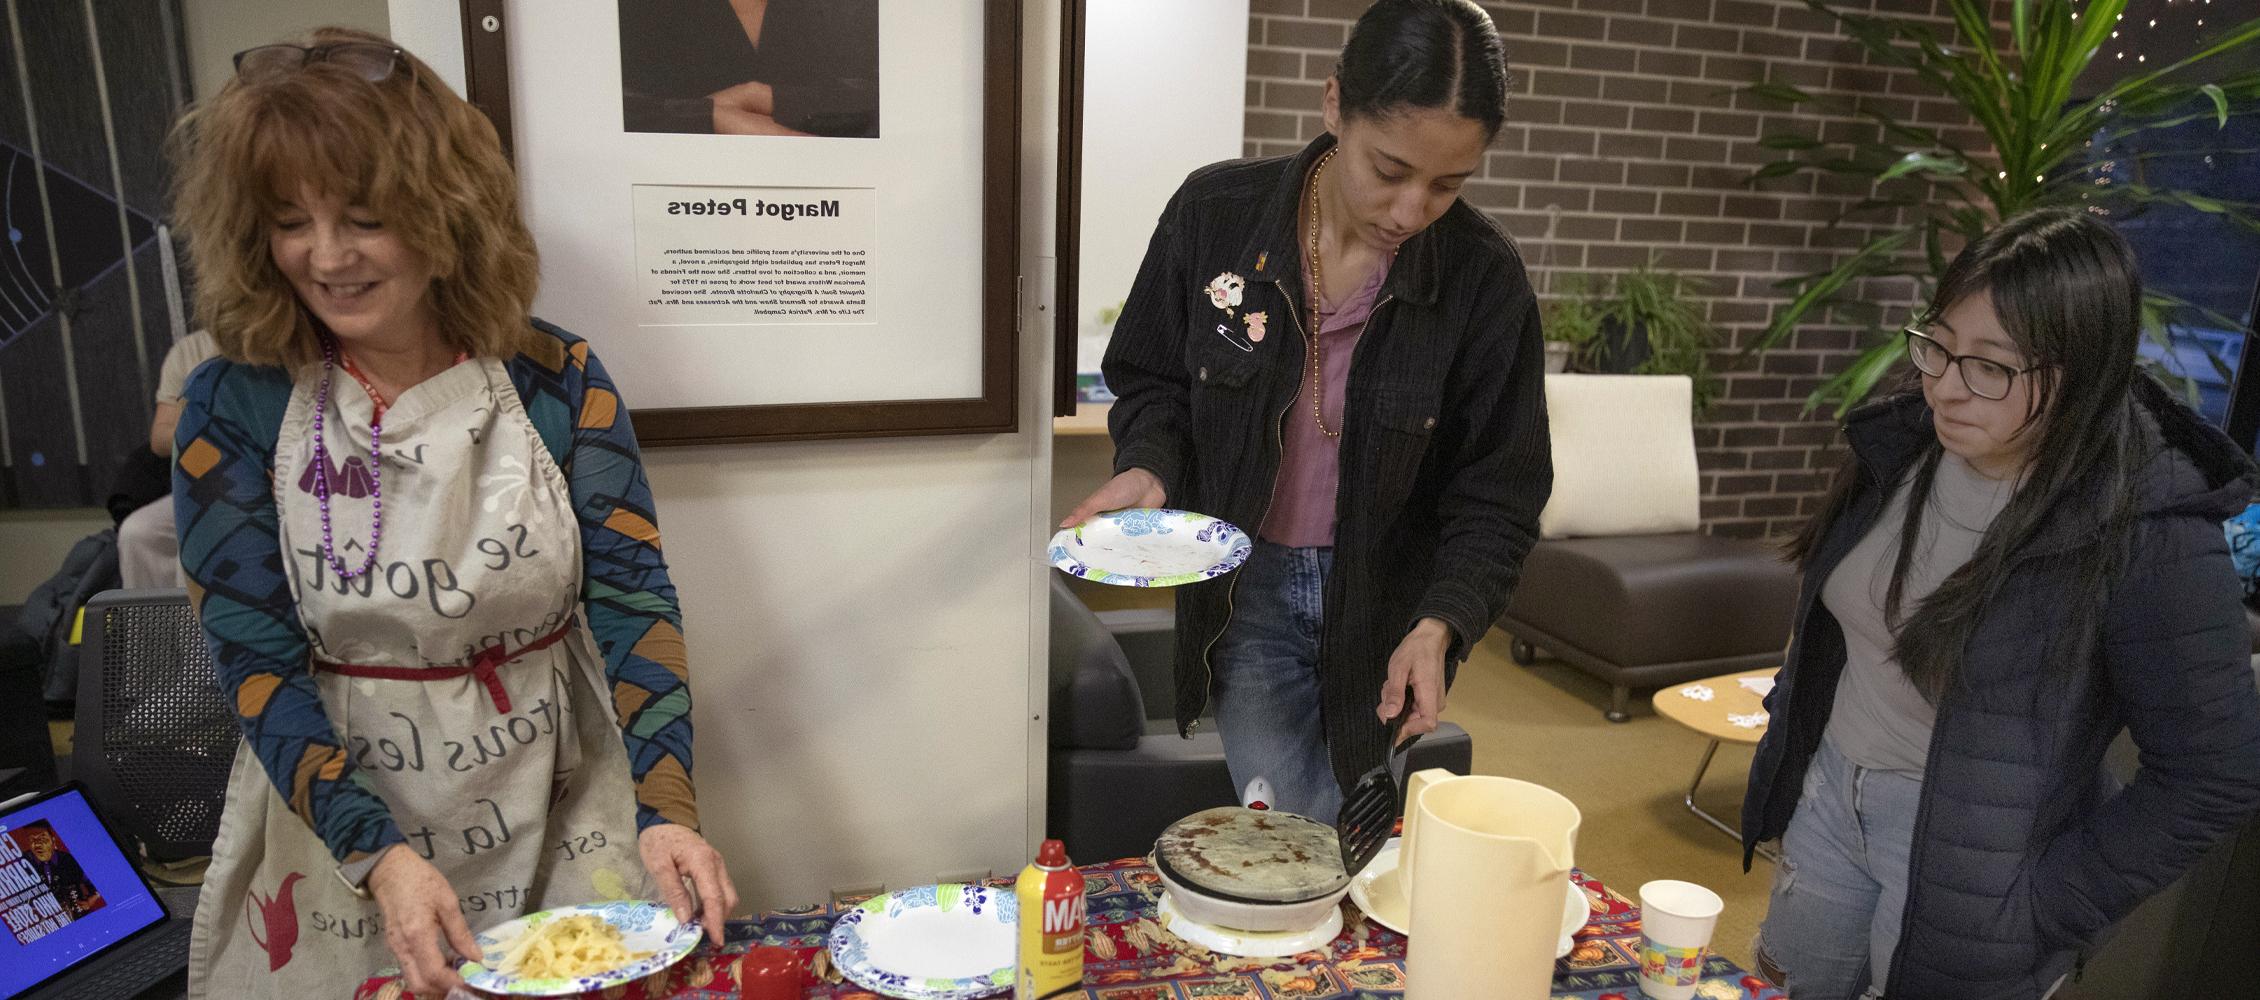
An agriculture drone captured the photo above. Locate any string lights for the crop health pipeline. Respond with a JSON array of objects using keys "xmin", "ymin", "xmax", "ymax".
[
  {"xmin": 2073, "ymin": 0, "xmax": 2239, "ymax": 217},
  {"xmin": 2102, "ymin": 0, "xmax": 2217, "ymax": 65}
]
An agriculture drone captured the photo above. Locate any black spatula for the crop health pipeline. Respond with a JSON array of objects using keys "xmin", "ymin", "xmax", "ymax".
[{"xmin": 1337, "ymin": 715, "xmax": 1422, "ymax": 880}]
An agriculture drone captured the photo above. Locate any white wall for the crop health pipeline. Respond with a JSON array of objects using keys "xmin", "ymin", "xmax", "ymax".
[
  {"xmin": 0, "ymin": 509, "xmax": 115, "ymax": 605},
  {"xmin": 1074, "ymin": 0, "xmax": 1247, "ymax": 375},
  {"xmin": 181, "ymin": 0, "xmax": 393, "ymax": 101},
  {"xmin": 390, "ymin": 0, "xmax": 1057, "ymax": 910},
  {"xmin": 385, "ymin": 0, "xmax": 463, "ymax": 96}
]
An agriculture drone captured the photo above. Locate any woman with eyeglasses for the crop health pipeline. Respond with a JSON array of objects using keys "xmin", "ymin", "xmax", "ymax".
[
  {"xmin": 170, "ymin": 28, "xmax": 734, "ymax": 997},
  {"xmin": 1740, "ymin": 206, "xmax": 2260, "ymax": 998}
]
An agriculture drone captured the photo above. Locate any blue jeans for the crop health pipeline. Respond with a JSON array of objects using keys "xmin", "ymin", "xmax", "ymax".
[
  {"xmin": 1210, "ymin": 541, "xmax": 1343, "ymax": 821},
  {"xmin": 1754, "ymin": 737, "xmax": 1922, "ymax": 1000}
]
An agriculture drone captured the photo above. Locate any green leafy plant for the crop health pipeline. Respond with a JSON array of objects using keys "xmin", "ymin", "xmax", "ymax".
[
  {"xmin": 1738, "ymin": 0, "xmax": 2260, "ymax": 416},
  {"xmin": 1541, "ymin": 273, "xmax": 1608, "ymax": 351},
  {"xmin": 1547, "ymin": 266, "xmax": 1724, "ymax": 415}
]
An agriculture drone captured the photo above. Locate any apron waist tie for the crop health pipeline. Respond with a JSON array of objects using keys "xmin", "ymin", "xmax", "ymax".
[{"xmin": 312, "ymin": 617, "xmax": 578, "ymax": 714}]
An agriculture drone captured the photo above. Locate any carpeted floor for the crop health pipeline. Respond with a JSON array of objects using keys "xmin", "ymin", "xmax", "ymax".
[
  {"xmin": 1070, "ymin": 577, "xmax": 1775, "ymax": 967},
  {"xmin": 1451, "ymin": 627, "xmax": 1773, "ymax": 968}
]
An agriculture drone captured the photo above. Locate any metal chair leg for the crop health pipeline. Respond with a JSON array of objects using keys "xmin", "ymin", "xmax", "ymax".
[{"xmin": 1684, "ymin": 738, "xmax": 1779, "ymax": 863}]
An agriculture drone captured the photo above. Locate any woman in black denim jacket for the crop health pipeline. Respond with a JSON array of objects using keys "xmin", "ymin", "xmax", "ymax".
[{"xmin": 1063, "ymin": 0, "xmax": 1552, "ymax": 818}]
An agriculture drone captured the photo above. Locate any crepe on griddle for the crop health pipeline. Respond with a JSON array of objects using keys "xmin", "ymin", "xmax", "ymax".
[{"xmin": 1155, "ymin": 807, "xmax": 1350, "ymax": 903}]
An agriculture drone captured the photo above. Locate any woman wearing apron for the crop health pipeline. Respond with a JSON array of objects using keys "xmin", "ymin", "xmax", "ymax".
[{"xmin": 170, "ymin": 29, "xmax": 736, "ymax": 997}]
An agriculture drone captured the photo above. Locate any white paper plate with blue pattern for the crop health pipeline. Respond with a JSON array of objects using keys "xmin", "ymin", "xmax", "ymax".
[
  {"xmin": 1048, "ymin": 508, "xmax": 1252, "ymax": 587},
  {"xmin": 457, "ymin": 901, "xmax": 702, "ymax": 995},
  {"xmin": 827, "ymin": 883, "xmax": 1016, "ymax": 999}
]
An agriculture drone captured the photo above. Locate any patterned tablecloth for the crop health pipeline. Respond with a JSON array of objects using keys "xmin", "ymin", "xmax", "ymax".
[{"xmin": 355, "ymin": 858, "xmax": 1783, "ymax": 999}]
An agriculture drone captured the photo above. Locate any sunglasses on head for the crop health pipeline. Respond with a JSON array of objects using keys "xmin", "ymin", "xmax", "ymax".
[{"xmin": 232, "ymin": 42, "xmax": 408, "ymax": 85}]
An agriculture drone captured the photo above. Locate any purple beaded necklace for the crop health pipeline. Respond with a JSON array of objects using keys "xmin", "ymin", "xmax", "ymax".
[{"xmin": 313, "ymin": 336, "xmax": 383, "ymax": 579}]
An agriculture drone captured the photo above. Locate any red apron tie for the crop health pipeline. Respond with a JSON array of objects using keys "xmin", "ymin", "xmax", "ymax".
[{"xmin": 313, "ymin": 617, "xmax": 578, "ymax": 714}]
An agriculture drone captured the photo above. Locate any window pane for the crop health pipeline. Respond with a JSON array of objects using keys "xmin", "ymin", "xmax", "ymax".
[{"xmin": 2083, "ymin": 106, "xmax": 2260, "ymax": 429}]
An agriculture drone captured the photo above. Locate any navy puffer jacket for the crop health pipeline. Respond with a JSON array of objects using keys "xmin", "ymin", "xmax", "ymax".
[{"xmin": 1742, "ymin": 378, "xmax": 2260, "ymax": 998}]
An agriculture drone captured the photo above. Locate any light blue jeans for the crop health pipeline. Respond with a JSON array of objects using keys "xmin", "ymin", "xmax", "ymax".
[
  {"xmin": 1210, "ymin": 541, "xmax": 1344, "ymax": 821},
  {"xmin": 1754, "ymin": 737, "xmax": 1923, "ymax": 1000}
]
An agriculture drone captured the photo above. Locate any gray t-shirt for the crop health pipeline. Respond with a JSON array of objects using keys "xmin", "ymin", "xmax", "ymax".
[{"xmin": 1823, "ymin": 451, "xmax": 2015, "ymax": 774}]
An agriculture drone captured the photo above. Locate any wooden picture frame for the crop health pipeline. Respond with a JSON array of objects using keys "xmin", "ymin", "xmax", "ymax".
[
  {"xmin": 457, "ymin": 0, "xmax": 514, "ymax": 162},
  {"xmin": 459, "ymin": 0, "xmax": 1021, "ymax": 446},
  {"xmin": 1053, "ymin": 0, "xmax": 1086, "ymax": 418}
]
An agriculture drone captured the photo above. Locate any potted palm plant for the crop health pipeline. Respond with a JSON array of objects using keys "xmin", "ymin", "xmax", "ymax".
[{"xmin": 1738, "ymin": 0, "xmax": 2260, "ymax": 416}]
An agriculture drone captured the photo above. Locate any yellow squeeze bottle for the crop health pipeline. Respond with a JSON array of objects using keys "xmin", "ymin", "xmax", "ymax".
[{"xmin": 1014, "ymin": 838, "xmax": 1084, "ymax": 998}]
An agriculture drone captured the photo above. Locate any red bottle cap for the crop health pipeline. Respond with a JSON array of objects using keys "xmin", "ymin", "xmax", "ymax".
[{"xmin": 1036, "ymin": 839, "xmax": 1069, "ymax": 868}]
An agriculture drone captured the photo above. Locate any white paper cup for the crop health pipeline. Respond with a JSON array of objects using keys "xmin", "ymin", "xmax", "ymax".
[{"xmin": 1636, "ymin": 879, "xmax": 1724, "ymax": 1000}]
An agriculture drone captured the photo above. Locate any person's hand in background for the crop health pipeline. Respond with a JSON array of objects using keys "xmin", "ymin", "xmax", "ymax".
[{"xmin": 710, "ymin": 81, "xmax": 812, "ymax": 136}]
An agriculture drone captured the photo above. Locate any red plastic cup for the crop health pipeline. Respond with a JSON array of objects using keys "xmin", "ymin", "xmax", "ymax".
[{"xmin": 738, "ymin": 945, "xmax": 803, "ymax": 1000}]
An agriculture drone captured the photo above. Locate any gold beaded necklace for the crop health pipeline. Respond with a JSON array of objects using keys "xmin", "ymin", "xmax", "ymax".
[{"xmin": 1304, "ymin": 148, "xmax": 1342, "ymax": 439}]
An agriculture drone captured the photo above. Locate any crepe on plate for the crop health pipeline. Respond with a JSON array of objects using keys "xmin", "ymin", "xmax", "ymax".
[{"xmin": 1155, "ymin": 807, "xmax": 1351, "ymax": 903}]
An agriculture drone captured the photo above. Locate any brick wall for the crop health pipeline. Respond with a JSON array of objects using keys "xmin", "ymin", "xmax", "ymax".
[{"xmin": 1245, "ymin": 0, "xmax": 1995, "ymax": 538}]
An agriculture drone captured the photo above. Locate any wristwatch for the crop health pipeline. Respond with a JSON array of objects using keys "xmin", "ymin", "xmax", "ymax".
[{"xmin": 335, "ymin": 843, "xmax": 395, "ymax": 900}]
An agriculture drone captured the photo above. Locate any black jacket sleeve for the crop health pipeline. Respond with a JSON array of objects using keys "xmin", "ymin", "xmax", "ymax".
[
  {"xmin": 2034, "ymin": 513, "xmax": 2260, "ymax": 948},
  {"xmin": 1100, "ymin": 186, "xmax": 1197, "ymax": 504},
  {"xmin": 1412, "ymin": 265, "xmax": 1552, "ymax": 661}
]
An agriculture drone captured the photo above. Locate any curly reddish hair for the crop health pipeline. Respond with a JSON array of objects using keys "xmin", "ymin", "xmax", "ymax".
[{"xmin": 171, "ymin": 26, "xmax": 539, "ymax": 366}]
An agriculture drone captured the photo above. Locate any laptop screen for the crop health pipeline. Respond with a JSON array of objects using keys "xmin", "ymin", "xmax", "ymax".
[{"xmin": 0, "ymin": 786, "xmax": 169, "ymax": 999}]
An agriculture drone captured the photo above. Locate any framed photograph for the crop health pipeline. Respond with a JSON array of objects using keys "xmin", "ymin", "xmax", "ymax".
[
  {"xmin": 619, "ymin": 1, "xmax": 880, "ymax": 140},
  {"xmin": 467, "ymin": 0, "xmax": 1019, "ymax": 445}
]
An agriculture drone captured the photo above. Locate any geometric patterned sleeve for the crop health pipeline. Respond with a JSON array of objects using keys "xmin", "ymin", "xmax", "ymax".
[
  {"xmin": 172, "ymin": 360, "xmax": 407, "ymax": 869},
  {"xmin": 512, "ymin": 322, "xmax": 699, "ymax": 832}
]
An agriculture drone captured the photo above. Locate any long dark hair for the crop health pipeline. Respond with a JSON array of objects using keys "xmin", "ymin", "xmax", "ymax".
[
  {"xmin": 1789, "ymin": 207, "xmax": 2147, "ymax": 701},
  {"xmin": 1335, "ymin": 0, "xmax": 1509, "ymax": 139}
]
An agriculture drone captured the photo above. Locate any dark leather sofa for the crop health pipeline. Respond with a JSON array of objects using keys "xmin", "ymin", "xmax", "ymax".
[{"xmin": 1496, "ymin": 532, "xmax": 1801, "ymax": 721}]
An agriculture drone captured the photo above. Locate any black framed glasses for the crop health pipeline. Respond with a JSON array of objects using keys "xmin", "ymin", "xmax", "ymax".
[
  {"xmin": 232, "ymin": 43, "xmax": 407, "ymax": 84},
  {"xmin": 1902, "ymin": 326, "xmax": 2043, "ymax": 400}
]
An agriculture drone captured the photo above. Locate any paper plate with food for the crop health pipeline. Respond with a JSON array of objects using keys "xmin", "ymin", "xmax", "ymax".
[{"xmin": 458, "ymin": 901, "xmax": 702, "ymax": 995}]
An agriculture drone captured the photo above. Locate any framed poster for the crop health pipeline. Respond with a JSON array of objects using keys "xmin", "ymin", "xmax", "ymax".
[{"xmin": 469, "ymin": 0, "xmax": 1019, "ymax": 445}]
